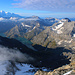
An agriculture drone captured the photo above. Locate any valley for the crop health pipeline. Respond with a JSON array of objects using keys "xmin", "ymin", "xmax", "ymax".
[{"xmin": 0, "ymin": 11, "xmax": 75, "ymax": 75}]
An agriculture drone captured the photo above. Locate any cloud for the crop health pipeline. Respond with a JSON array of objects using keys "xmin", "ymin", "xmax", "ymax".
[
  {"xmin": 0, "ymin": 45, "xmax": 34, "ymax": 62},
  {"xmin": 12, "ymin": 0, "xmax": 75, "ymax": 12},
  {"xmin": 0, "ymin": 45, "xmax": 34, "ymax": 75}
]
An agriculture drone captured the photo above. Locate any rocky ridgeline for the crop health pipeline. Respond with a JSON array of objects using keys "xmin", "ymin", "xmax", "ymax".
[
  {"xmin": 31, "ymin": 18, "xmax": 75, "ymax": 50},
  {"xmin": 34, "ymin": 53, "xmax": 75, "ymax": 75},
  {"xmin": 5, "ymin": 18, "xmax": 75, "ymax": 50}
]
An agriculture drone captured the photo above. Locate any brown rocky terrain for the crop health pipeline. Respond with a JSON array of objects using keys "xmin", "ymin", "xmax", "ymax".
[
  {"xmin": 31, "ymin": 19, "xmax": 75, "ymax": 50},
  {"xmin": 35, "ymin": 53, "xmax": 75, "ymax": 75}
]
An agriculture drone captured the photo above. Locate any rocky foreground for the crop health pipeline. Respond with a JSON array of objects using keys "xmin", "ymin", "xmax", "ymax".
[{"xmin": 35, "ymin": 53, "xmax": 75, "ymax": 75}]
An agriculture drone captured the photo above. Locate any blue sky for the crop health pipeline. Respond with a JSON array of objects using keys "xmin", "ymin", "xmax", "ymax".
[{"xmin": 0, "ymin": 0, "xmax": 75, "ymax": 18}]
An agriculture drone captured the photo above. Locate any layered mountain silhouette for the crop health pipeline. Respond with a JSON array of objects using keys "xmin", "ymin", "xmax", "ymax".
[{"xmin": 0, "ymin": 10, "xmax": 23, "ymax": 18}]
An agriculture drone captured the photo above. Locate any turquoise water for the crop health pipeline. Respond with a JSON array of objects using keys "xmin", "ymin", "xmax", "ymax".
[
  {"xmin": 0, "ymin": 33, "xmax": 32, "ymax": 45},
  {"xmin": 15, "ymin": 37, "xmax": 32, "ymax": 45}
]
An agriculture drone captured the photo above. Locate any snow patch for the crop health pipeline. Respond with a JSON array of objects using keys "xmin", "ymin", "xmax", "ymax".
[
  {"xmin": 63, "ymin": 70, "xmax": 73, "ymax": 75},
  {"xmin": 15, "ymin": 64, "xmax": 35, "ymax": 75},
  {"xmin": 29, "ymin": 30, "xmax": 32, "ymax": 32},
  {"xmin": 52, "ymin": 22, "xmax": 64, "ymax": 31},
  {"xmin": 72, "ymin": 47, "xmax": 75, "ymax": 49},
  {"xmin": 57, "ymin": 27, "xmax": 64, "ymax": 34},
  {"xmin": 57, "ymin": 29, "xmax": 63, "ymax": 34},
  {"xmin": 21, "ymin": 23, "xmax": 31, "ymax": 27},
  {"xmin": 10, "ymin": 17, "xmax": 17, "ymax": 20},
  {"xmin": 73, "ymin": 34, "xmax": 75, "ymax": 37},
  {"xmin": 33, "ymin": 26, "xmax": 36, "ymax": 29},
  {"xmin": 5, "ymin": 12, "xmax": 8, "ymax": 14},
  {"xmin": 58, "ymin": 40, "xmax": 63, "ymax": 45},
  {"xmin": 0, "ymin": 61, "xmax": 8, "ymax": 75},
  {"xmin": 51, "ymin": 19, "xmax": 67, "ymax": 34},
  {"xmin": 21, "ymin": 23, "xmax": 24, "ymax": 26},
  {"xmin": 0, "ymin": 17, "xmax": 4, "ymax": 21},
  {"xmin": 15, "ymin": 63, "xmax": 50, "ymax": 75},
  {"xmin": 0, "ymin": 10, "xmax": 2, "ymax": 13},
  {"xmin": 64, "ymin": 39, "xmax": 73, "ymax": 43},
  {"xmin": 33, "ymin": 24, "xmax": 40, "ymax": 29},
  {"xmin": 25, "ymin": 25, "xmax": 31, "ymax": 27}
]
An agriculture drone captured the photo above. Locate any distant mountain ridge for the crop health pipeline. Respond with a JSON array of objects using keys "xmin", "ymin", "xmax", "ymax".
[{"xmin": 0, "ymin": 10, "xmax": 24, "ymax": 18}]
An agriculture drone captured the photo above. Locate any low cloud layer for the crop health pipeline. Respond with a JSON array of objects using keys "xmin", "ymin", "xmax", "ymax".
[
  {"xmin": 0, "ymin": 45, "xmax": 34, "ymax": 62},
  {"xmin": 12, "ymin": 0, "xmax": 75, "ymax": 12},
  {"xmin": 0, "ymin": 45, "xmax": 34, "ymax": 75}
]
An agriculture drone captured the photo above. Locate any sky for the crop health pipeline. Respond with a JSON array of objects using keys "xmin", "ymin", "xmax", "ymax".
[{"xmin": 0, "ymin": 0, "xmax": 75, "ymax": 18}]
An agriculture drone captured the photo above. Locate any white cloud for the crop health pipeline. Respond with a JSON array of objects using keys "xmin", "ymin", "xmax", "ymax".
[
  {"xmin": 0, "ymin": 45, "xmax": 34, "ymax": 75},
  {"xmin": 12, "ymin": 0, "xmax": 75, "ymax": 12},
  {"xmin": 0, "ymin": 45, "xmax": 34, "ymax": 62}
]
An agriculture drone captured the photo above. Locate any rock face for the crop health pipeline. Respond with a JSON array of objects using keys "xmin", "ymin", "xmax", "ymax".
[
  {"xmin": 34, "ymin": 66, "xmax": 74, "ymax": 75},
  {"xmin": 31, "ymin": 19, "xmax": 75, "ymax": 50},
  {"xmin": 35, "ymin": 64, "xmax": 75, "ymax": 75},
  {"xmin": 31, "ymin": 27, "xmax": 57, "ymax": 48},
  {"xmin": 0, "ymin": 21, "xmax": 20, "ymax": 33},
  {"xmin": 33, "ymin": 19, "xmax": 75, "ymax": 75},
  {"xmin": 34, "ymin": 53, "xmax": 75, "ymax": 75},
  {"xmin": 5, "ymin": 22, "xmax": 44, "ymax": 39},
  {"xmin": 5, "ymin": 17, "xmax": 58, "ymax": 40}
]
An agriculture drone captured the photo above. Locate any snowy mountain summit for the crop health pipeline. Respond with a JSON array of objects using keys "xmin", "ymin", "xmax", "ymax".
[{"xmin": 0, "ymin": 10, "xmax": 23, "ymax": 18}]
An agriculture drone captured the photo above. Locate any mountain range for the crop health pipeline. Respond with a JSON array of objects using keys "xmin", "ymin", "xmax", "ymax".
[
  {"xmin": 0, "ymin": 10, "xmax": 75, "ymax": 75},
  {"xmin": 0, "ymin": 10, "xmax": 23, "ymax": 18},
  {"xmin": 31, "ymin": 18, "xmax": 75, "ymax": 49},
  {"xmin": 4, "ymin": 17, "xmax": 75, "ymax": 50}
]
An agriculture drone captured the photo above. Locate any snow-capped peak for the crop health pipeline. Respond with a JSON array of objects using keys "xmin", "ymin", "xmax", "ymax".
[
  {"xmin": 0, "ymin": 10, "xmax": 23, "ymax": 18},
  {"xmin": 0, "ymin": 10, "xmax": 6, "ymax": 13},
  {"xmin": 5, "ymin": 12, "xmax": 8, "ymax": 14},
  {"xmin": 0, "ymin": 10, "xmax": 10, "ymax": 14},
  {"xmin": 0, "ymin": 10, "xmax": 3, "ymax": 13}
]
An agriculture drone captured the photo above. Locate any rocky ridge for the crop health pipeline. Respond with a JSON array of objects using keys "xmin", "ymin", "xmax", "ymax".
[
  {"xmin": 5, "ymin": 17, "xmax": 58, "ymax": 40},
  {"xmin": 31, "ymin": 18, "xmax": 75, "ymax": 50},
  {"xmin": 35, "ymin": 53, "xmax": 75, "ymax": 75}
]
